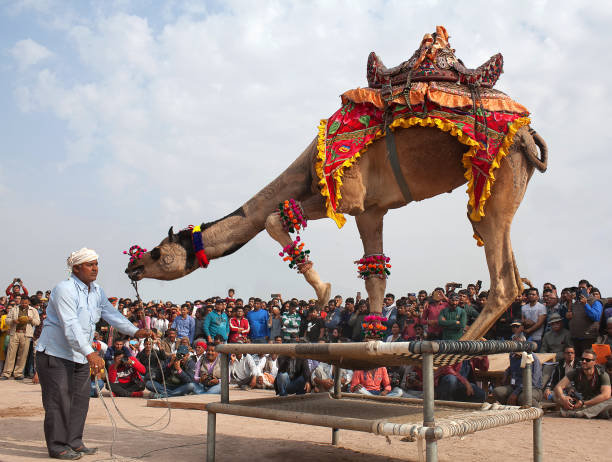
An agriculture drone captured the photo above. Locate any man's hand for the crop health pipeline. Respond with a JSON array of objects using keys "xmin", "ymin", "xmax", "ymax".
[
  {"xmin": 134, "ymin": 329, "xmax": 154, "ymax": 339},
  {"xmin": 559, "ymin": 394, "xmax": 574, "ymax": 410},
  {"xmin": 207, "ymin": 336, "xmax": 213, "ymax": 343},
  {"xmin": 544, "ymin": 388, "xmax": 553, "ymax": 400},
  {"xmin": 565, "ymin": 311, "xmax": 573, "ymax": 320},
  {"xmin": 87, "ymin": 352, "xmax": 105, "ymax": 373},
  {"xmin": 465, "ymin": 382, "xmax": 474, "ymax": 397},
  {"xmin": 304, "ymin": 381, "xmax": 311, "ymax": 393},
  {"xmin": 353, "ymin": 384, "xmax": 364, "ymax": 392},
  {"xmin": 507, "ymin": 393, "xmax": 518, "ymax": 406},
  {"xmin": 380, "ymin": 389, "xmax": 389, "ymax": 396}
]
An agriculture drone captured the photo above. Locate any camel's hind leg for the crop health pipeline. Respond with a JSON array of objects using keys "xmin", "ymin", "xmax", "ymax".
[
  {"xmin": 355, "ymin": 206, "xmax": 388, "ymax": 315},
  {"xmin": 462, "ymin": 150, "xmax": 534, "ymax": 340},
  {"xmin": 265, "ymin": 195, "xmax": 331, "ymax": 308}
]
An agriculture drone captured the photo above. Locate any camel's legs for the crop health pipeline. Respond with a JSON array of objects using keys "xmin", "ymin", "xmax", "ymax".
[
  {"xmin": 265, "ymin": 195, "xmax": 331, "ymax": 307},
  {"xmin": 355, "ymin": 206, "xmax": 388, "ymax": 315},
  {"xmin": 463, "ymin": 152, "xmax": 533, "ymax": 340}
]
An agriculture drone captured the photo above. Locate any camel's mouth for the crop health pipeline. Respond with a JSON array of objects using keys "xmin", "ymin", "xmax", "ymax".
[{"xmin": 125, "ymin": 265, "xmax": 145, "ymax": 281}]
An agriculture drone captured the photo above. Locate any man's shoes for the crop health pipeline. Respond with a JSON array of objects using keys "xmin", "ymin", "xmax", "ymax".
[
  {"xmin": 0, "ymin": 376, "xmax": 9, "ymax": 380},
  {"xmin": 51, "ymin": 449, "xmax": 82, "ymax": 460},
  {"xmin": 14, "ymin": 376, "xmax": 24, "ymax": 381},
  {"xmin": 73, "ymin": 446, "xmax": 98, "ymax": 455}
]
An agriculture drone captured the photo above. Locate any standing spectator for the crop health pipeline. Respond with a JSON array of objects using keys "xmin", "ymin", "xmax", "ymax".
[
  {"xmin": 438, "ymin": 293, "xmax": 467, "ymax": 340},
  {"xmin": 382, "ymin": 293, "xmax": 397, "ymax": 326},
  {"xmin": 135, "ymin": 309, "xmax": 151, "ymax": 330},
  {"xmin": 246, "ymin": 298, "xmax": 269, "ymax": 344},
  {"xmin": 554, "ymin": 349, "xmax": 612, "ymax": 418},
  {"xmin": 385, "ymin": 322, "xmax": 403, "ymax": 342},
  {"xmin": 203, "ymin": 300, "xmax": 230, "ymax": 343},
  {"xmin": 349, "ymin": 300, "xmax": 369, "ymax": 342},
  {"xmin": 107, "ymin": 351, "xmax": 146, "ymax": 397},
  {"xmin": 5, "ymin": 278, "xmax": 29, "ymax": 301},
  {"xmin": 152, "ymin": 311, "xmax": 169, "ymax": 336},
  {"xmin": 568, "ymin": 288, "xmax": 603, "ymax": 357},
  {"xmin": 0, "ymin": 303, "xmax": 10, "ymax": 372},
  {"xmin": 324, "ymin": 296, "xmax": 344, "ymax": 335},
  {"xmin": 541, "ymin": 313, "xmax": 572, "ymax": 360},
  {"xmin": 339, "ymin": 297, "xmax": 354, "ymax": 339},
  {"xmin": 1, "ymin": 296, "xmax": 40, "ymax": 380},
  {"xmin": 281, "ymin": 302, "xmax": 301, "ymax": 341},
  {"xmin": 597, "ymin": 317, "xmax": 612, "ymax": 348},
  {"xmin": 521, "ymin": 288, "xmax": 547, "ymax": 350},
  {"xmin": 299, "ymin": 308, "xmax": 325, "ymax": 342},
  {"xmin": 422, "ymin": 290, "xmax": 447, "ymax": 340},
  {"xmin": 268, "ymin": 307, "xmax": 282, "ymax": 342},
  {"xmin": 193, "ymin": 309, "xmax": 206, "ymax": 342},
  {"xmin": 495, "ymin": 295, "xmax": 522, "ymax": 340},
  {"xmin": 458, "ymin": 290, "xmax": 480, "ymax": 326},
  {"xmin": 229, "ymin": 307, "xmax": 250, "ymax": 343},
  {"xmin": 171, "ymin": 305, "xmax": 196, "ymax": 345}
]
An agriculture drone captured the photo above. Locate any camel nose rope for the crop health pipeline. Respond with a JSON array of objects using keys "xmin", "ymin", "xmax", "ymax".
[{"xmin": 130, "ymin": 279, "xmax": 141, "ymax": 303}]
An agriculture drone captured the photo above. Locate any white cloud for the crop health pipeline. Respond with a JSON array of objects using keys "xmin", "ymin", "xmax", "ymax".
[{"xmin": 10, "ymin": 38, "xmax": 54, "ymax": 70}]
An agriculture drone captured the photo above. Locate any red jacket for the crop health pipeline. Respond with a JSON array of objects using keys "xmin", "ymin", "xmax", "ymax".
[
  {"xmin": 108, "ymin": 358, "xmax": 146, "ymax": 384},
  {"xmin": 6, "ymin": 283, "xmax": 28, "ymax": 300},
  {"xmin": 434, "ymin": 356, "xmax": 489, "ymax": 387},
  {"xmin": 229, "ymin": 317, "xmax": 250, "ymax": 343}
]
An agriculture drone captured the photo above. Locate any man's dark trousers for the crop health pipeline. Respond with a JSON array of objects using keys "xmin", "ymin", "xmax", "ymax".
[{"xmin": 37, "ymin": 351, "xmax": 91, "ymax": 456}]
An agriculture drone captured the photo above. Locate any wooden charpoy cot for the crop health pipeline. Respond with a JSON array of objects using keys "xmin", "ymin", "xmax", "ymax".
[{"xmin": 207, "ymin": 340, "xmax": 544, "ymax": 462}]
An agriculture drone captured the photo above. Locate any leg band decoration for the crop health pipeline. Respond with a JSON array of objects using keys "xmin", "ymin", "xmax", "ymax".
[
  {"xmin": 279, "ymin": 236, "xmax": 310, "ymax": 271},
  {"xmin": 277, "ymin": 199, "xmax": 307, "ymax": 233},
  {"xmin": 354, "ymin": 254, "xmax": 391, "ymax": 279}
]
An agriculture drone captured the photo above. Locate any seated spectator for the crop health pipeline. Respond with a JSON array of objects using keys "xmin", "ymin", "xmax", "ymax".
[
  {"xmin": 190, "ymin": 341, "xmax": 207, "ymax": 365},
  {"xmin": 229, "ymin": 351, "xmax": 260, "ymax": 390},
  {"xmin": 275, "ymin": 356, "xmax": 311, "ymax": 396},
  {"xmin": 328, "ymin": 327, "xmax": 342, "ymax": 343},
  {"xmin": 311, "ymin": 362, "xmax": 352, "ymax": 393},
  {"xmin": 136, "ymin": 338, "xmax": 167, "ymax": 384},
  {"xmin": 438, "ymin": 293, "xmax": 467, "ymax": 340},
  {"xmin": 194, "ymin": 343, "xmax": 222, "ymax": 394},
  {"xmin": 493, "ymin": 349, "xmax": 543, "ymax": 406},
  {"xmin": 92, "ymin": 331, "xmax": 108, "ymax": 356},
  {"xmin": 543, "ymin": 345, "xmax": 577, "ymax": 401},
  {"xmin": 107, "ymin": 351, "xmax": 146, "ymax": 397},
  {"xmin": 596, "ymin": 317, "xmax": 612, "ymax": 348},
  {"xmin": 146, "ymin": 345, "xmax": 196, "ymax": 398},
  {"xmin": 161, "ymin": 328, "xmax": 179, "ymax": 355},
  {"xmin": 392, "ymin": 365, "xmax": 423, "ymax": 398},
  {"xmin": 255, "ymin": 353, "xmax": 279, "ymax": 389},
  {"xmin": 350, "ymin": 367, "xmax": 401, "ymax": 396},
  {"xmin": 554, "ymin": 349, "xmax": 612, "ymax": 418},
  {"xmin": 541, "ymin": 313, "xmax": 572, "ymax": 360},
  {"xmin": 385, "ymin": 322, "xmax": 403, "ymax": 342},
  {"xmin": 435, "ymin": 357, "xmax": 489, "ymax": 403},
  {"xmin": 104, "ymin": 337, "xmax": 132, "ymax": 368},
  {"xmin": 229, "ymin": 307, "xmax": 250, "ymax": 343}
]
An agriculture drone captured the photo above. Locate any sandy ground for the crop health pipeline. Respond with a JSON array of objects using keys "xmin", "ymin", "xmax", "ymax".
[{"xmin": 0, "ymin": 378, "xmax": 609, "ymax": 462}]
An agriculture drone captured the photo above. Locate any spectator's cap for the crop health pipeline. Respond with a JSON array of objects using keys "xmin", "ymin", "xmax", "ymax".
[
  {"xmin": 177, "ymin": 345, "xmax": 190, "ymax": 355},
  {"xmin": 215, "ymin": 299, "xmax": 225, "ymax": 305},
  {"xmin": 511, "ymin": 319, "xmax": 522, "ymax": 327},
  {"xmin": 548, "ymin": 313, "xmax": 563, "ymax": 324},
  {"xmin": 195, "ymin": 341, "xmax": 207, "ymax": 349}
]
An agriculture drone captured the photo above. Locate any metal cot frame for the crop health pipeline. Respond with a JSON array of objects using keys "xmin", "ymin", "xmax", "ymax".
[{"xmin": 205, "ymin": 340, "xmax": 543, "ymax": 462}]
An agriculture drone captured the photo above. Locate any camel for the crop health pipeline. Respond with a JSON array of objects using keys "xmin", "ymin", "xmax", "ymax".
[{"xmin": 125, "ymin": 121, "xmax": 547, "ymax": 340}]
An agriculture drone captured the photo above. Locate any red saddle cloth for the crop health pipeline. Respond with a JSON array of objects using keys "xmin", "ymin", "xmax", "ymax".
[{"xmin": 367, "ymin": 26, "xmax": 503, "ymax": 89}]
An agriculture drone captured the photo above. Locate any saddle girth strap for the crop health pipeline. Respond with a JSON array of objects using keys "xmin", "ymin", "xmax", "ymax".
[{"xmin": 384, "ymin": 122, "xmax": 413, "ymax": 204}]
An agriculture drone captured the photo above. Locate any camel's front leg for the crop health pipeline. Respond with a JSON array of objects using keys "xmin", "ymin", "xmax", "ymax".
[
  {"xmin": 355, "ymin": 207, "xmax": 388, "ymax": 315},
  {"xmin": 265, "ymin": 195, "xmax": 331, "ymax": 308}
]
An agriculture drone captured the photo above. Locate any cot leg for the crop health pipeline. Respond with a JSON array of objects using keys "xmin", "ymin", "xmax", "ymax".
[
  {"xmin": 220, "ymin": 353, "xmax": 229, "ymax": 403},
  {"xmin": 423, "ymin": 351, "xmax": 438, "ymax": 462},
  {"xmin": 533, "ymin": 416, "xmax": 543, "ymax": 462},
  {"xmin": 332, "ymin": 366, "xmax": 342, "ymax": 445},
  {"xmin": 206, "ymin": 412, "xmax": 216, "ymax": 462}
]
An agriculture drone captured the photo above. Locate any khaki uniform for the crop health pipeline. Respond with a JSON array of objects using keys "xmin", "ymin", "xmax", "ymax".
[{"xmin": 2, "ymin": 306, "xmax": 40, "ymax": 378}]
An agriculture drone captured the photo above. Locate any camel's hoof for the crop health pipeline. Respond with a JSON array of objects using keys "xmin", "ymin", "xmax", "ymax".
[{"xmin": 316, "ymin": 283, "xmax": 332, "ymax": 308}]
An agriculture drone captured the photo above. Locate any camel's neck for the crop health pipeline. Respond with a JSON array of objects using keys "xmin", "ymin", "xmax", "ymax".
[{"xmin": 201, "ymin": 138, "xmax": 316, "ymax": 259}]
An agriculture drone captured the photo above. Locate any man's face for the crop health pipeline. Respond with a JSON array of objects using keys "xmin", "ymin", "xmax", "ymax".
[
  {"xmin": 228, "ymin": 301, "xmax": 235, "ymax": 309},
  {"xmin": 551, "ymin": 321, "xmax": 562, "ymax": 332},
  {"xmin": 335, "ymin": 297, "xmax": 342, "ymax": 307},
  {"xmin": 384, "ymin": 297, "xmax": 393, "ymax": 307},
  {"xmin": 215, "ymin": 302, "xmax": 225, "ymax": 312},
  {"xmin": 181, "ymin": 307, "xmax": 189, "ymax": 317},
  {"xmin": 114, "ymin": 341, "xmax": 124, "ymax": 350},
  {"xmin": 72, "ymin": 260, "xmax": 99, "ymax": 285},
  {"xmin": 459, "ymin": 293, "xmax": 469, "ymax": 305},
  {"xmin": 274, "ymin": 337, "xmax": 283, "ymax": 344},
  {"xmin": 144, "ymin": 340, "xmax": 152, "ymax": 352},
  {"xmin": 167, "ymin": 331, "xmax": 177, "ymax": 342},
  {"xmin": 19, "ymin": 298, "xmax": 30, "ymax": 309},
  {"xmin": 527, "ymin": 291, "xmax": 539, "ymax": 304},
  {"xmin": 581, "ymin": 353, "xmax": 596, "ymax": 372},
  {"xmin": 397, "ymin": 306, "xmax": 405, "ymax": 316},
  {"xmin": 14, "ymin": 296, "xmax": 21, "ymax": 305},
  {"xmin": 449, "ymin": 297, "xmax": 459, "ymax": 308},
  {"xmin": 418, "ymin": 293, "xmax": 426, "ymax": 302},
  {"xmin": 195, "ymin": 344, "xmax": 205, "ymax": 355},
  {"xmin": 206, "ymin": 347, "xmax": 218, "ymax": 361},
  {"xmin": 346, "ymin": 302, "xmax": 354, "ymax": 312},
  {"xmin": 564, "ymin": 348, "xmax": 575, "ymax": 362},
  {"xmin": 236, "ymin": 308, "xmax": 244, "ymax": 318},
  {"xmin": 468, "ymin": 285, "xmax": 476, "ymax": 296}
]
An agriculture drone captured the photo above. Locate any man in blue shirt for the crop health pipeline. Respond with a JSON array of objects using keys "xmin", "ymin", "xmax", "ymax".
[
  {"xmin": 246, "ymin": 298, "xmax": 270, "ymax": 343},
  {"xmin": 203, "ymin": 300, "xmax": 230, "ymax": 343},
  {"xmin": 171, "ymin": 305, "xmax": 196, "ymax": 344},
  {"xmin": 36, "ymin": 248, "xmax": 152, "ymax": 460}
]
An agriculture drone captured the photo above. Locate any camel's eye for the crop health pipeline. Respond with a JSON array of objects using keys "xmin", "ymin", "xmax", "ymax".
[{"xmin": 150, "ymin": 248, "xmax": 161, "ymax": 260}]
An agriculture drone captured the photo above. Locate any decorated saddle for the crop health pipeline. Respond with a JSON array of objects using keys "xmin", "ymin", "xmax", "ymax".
[
  {"xmin": 367, "ymin": 26, "xmax": 503, "ymax": 89},
  {"xmin": 315, "ymin": 26, "xmax": 530, "ymax": 245}
]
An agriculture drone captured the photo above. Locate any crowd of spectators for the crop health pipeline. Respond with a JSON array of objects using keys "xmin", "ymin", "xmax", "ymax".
[{"xmin": 1, "ymin": 278, "xmax": 610, "ymax": 419}]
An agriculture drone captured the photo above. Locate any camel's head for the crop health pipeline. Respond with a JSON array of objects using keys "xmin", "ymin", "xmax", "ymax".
[{"xmin": 125, "ymin": 227, "xmax": 199, "ymax": 281}]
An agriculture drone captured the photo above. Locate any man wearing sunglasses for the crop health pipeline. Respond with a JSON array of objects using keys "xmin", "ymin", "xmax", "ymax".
[{"xmin": 554, "ymin": 348, "xmax": 611, "ymax": 418}]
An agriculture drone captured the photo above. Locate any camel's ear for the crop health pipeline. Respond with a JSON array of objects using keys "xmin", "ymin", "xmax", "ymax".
[{"xmin": 168, "ymin": 226, "xmax": 174, "ymax": 243}]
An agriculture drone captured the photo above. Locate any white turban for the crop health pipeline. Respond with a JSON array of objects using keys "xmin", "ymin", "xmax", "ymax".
[{"xmin": 67, "ymin": 248, "xmax": 99, "ymax": 268}]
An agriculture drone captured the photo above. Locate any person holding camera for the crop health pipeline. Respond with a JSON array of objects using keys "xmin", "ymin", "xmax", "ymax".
[
  {"xmin": 554, "ymin": 349, "xmax": 611, "ymax": 418},
  {"xmin": 136, "ymin": 338, "xmax": 166, "ymax": 385},
  {"xmin": 107, "ymin": 351, "xmax": 146, "ymax": 397},
  {"xmin": 194, "ymin": 343, "xmax": 222, "ymax": 394},
  {"xmin": 146, "ymin": 345, "xmax": 196, "ymax": 398},
  {"xmin": 568, "ymin": 285, "xmax": 603, "ymax": 357},
  {"xmin": 1, "ymin": 295, "xmax": 40, "ymax": 380},
  {"xmin": 6, "ymin": 278, "xmax": 29, "ymax": 301}
]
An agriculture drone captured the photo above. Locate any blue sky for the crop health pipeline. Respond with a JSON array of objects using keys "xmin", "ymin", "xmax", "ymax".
[{"xmin": 1, "ymin": 0, "xmax": 611, "ymax": 302}]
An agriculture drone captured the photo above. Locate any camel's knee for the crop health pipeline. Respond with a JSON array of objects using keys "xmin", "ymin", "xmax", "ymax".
[{"xmin": 265, "ymin": 213, "xmax": 289, "ymax": 244}]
